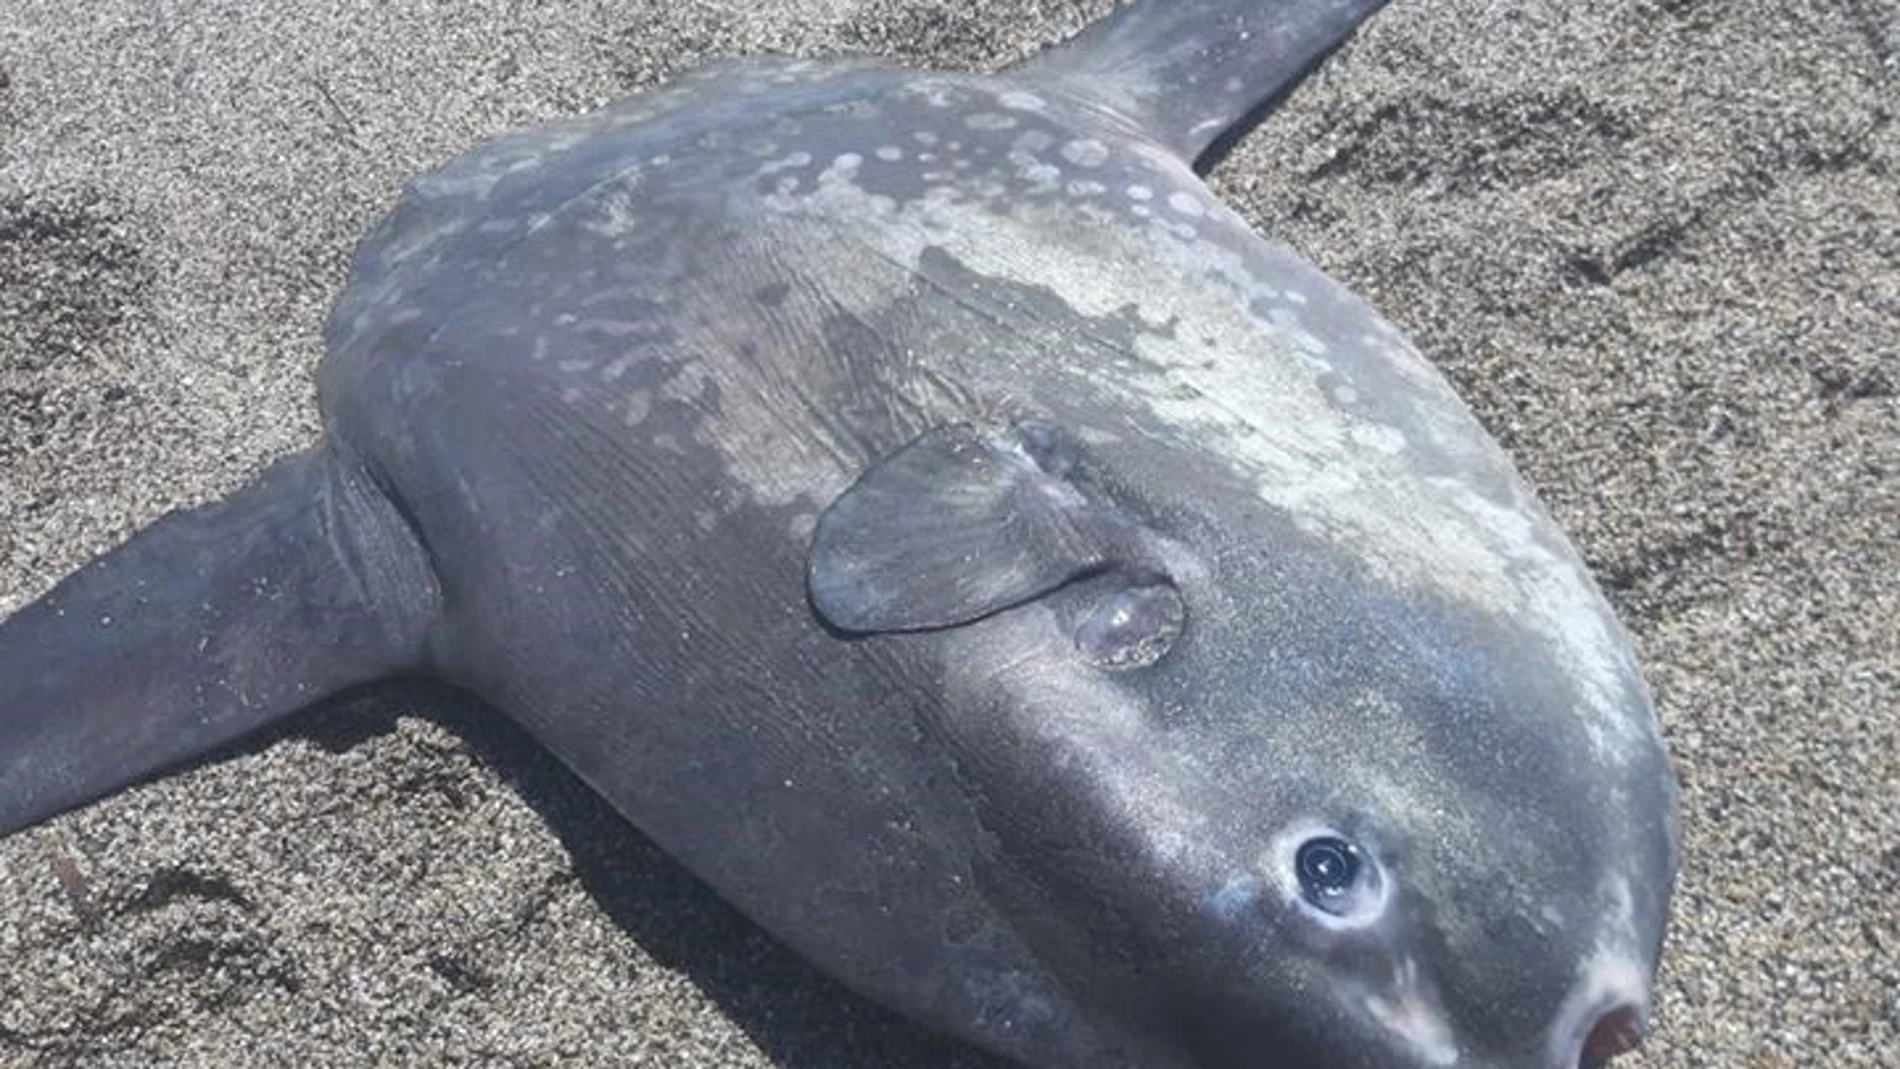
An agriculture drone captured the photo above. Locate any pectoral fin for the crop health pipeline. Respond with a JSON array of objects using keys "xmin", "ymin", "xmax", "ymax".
[{"xmin": 808, "ymin": 423, "xmax": 1118, "ymax": 634}]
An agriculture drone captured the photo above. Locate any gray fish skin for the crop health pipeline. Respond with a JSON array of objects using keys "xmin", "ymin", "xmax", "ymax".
[{"xmin": 0, "ymin": 2, "xmax": 1679, "ymax": 1068}]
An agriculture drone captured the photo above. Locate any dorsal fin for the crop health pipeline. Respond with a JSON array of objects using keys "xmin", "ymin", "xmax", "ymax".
[{"xmin": 1011, "ymin": 0, "xmax": 1392, "ymax": 169}]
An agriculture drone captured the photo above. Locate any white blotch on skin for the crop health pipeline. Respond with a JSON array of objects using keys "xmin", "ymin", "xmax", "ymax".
[
  {"xmin": 964, "ymin": 112, "xmax": 1017, "ymax": 131},
  {"xmin": 577, "ymin": 183, "xmax": 643, "ymax": 237},
  {"xmin": 623, "ymin": 389, "xmax": 651, "ymax": 426},
  {"xmin": 820, "ymin": 153, "xmax": 864, "ymax": 185},
  {"xmin": 1205, "ymin": 876, "xmax": 1261, "ymax": 920},
  {"xmin": 1061, "ymin": 139, "xmax": 1110, "ymax": 167},
  {"xmin": 1349, "ymin": 423, "xmax": 1408, "ymax": 455},
  {"xmin": 1537, "ymin": 904, "xmax": 1569, "ymax": 938},
  {"xmin": 1363, "ymin": 958, "xmax": 1461, "ymax": 1067},
  {"xmin": 758, "ymin": 150, "xmax": 812, "ymax": 176},
  {"xmin": 1168, "ymin": 191, "xmax": 1205, "ymax": 218},
  {"xmin": 787, "ymin": 511, "xmax": 817, "ymax": 544},
  {"xmin": 1263, "ymin": 304, "xmax": 1327, "ymax": 356},
  {"xmin": 997, "ymin": 90, "xmax": 1046, "ymax": 111},
  {"xmin": 1008, "ymin": 151, "xmax": 1061, "ymax": 188},
  {"xmin": 1127, "ymin": 183, "xmax": 1154, "ymax": 201},
  {"xmin": 875, "ymin": 145, "xmax": 903, "ymax": 161}
]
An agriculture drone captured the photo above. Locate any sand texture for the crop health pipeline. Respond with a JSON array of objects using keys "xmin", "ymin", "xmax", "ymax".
[{"xmin": 0, "ymin": 0, "xmax": 1895, "ymax": 1065}]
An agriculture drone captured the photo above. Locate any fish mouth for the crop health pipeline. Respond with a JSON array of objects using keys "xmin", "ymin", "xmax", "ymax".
[
  {"xmin": 1376, "ymin": 994, "xmax": 1648, "ymax": 1069},
  {"xmin": 1544, "ymin": 936, "xmax": 1655, "ymax": 1069},
  {"xmin": 1574, "ymin": 1001, "xmax": 1648, "ymax": 1068},
  {"xmin": 1357, "ymin": 959, "xmax": 1651, "ymax": 1069}
]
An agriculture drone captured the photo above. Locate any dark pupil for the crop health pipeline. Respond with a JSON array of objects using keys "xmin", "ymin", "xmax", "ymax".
[{"xmin": 1296, "ymin": 837, "xmax": 1359, "ymax": 898}]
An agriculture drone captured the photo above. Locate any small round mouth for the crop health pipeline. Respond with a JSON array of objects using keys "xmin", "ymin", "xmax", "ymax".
[{"xmin": 1576, "ymin": 1003, "xmax": 1646, "ymax": 1068}]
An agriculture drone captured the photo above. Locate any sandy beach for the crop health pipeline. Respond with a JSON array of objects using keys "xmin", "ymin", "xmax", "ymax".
[{"xmin": 0, "ymin": 0, "xmax": 1894, "ymax": 1065}]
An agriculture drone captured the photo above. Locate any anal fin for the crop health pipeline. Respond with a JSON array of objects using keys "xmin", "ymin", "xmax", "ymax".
[{"xmin": 0, "ymin": 444, "xmax": 441, "ymax": 836}]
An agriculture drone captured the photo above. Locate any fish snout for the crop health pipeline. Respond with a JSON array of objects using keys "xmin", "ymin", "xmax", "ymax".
[{"xmin": 1563, "ymin": 998, "xmax": 1649, "ymax": 1069}]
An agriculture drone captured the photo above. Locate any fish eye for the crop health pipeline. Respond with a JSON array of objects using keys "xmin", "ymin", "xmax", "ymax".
[
  {"xmin": 1073, "ymin": 579, "xmax": 1184, "ymax": 669},
  {"xmin": 1293, "ymin": 835, "xmax": 1379, "ymax": 917}
]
